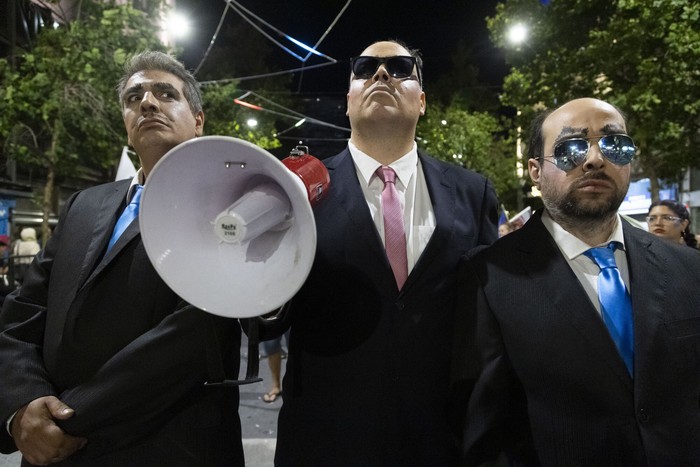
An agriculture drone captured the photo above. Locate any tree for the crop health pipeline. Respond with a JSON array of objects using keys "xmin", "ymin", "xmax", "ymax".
[
  {"xmin": 417, "ymin": 104, "xmax": 518, "ymax": 207},
  {"xmin": 202, "ymin": 82, "xmax": 281, "ymax": 151},
  {"xmin": 488, "ymin": 0, "xmax": 700, "ymax": 199},
  {"xmin": 0, "ymin": 1, "xmax": 166, "ymax": 243}
]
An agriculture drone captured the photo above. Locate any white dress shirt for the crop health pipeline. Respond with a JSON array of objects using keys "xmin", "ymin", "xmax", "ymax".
[
  {"xmin": 347, "ymin": 141, "xmax": 436, "ymax": 274},
  {"xmin": 541, "ymin": 210, "xmax": 631, "ymax": 316}
]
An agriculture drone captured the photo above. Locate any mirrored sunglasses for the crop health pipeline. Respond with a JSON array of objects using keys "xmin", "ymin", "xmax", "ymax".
[
  {"xmin": 547, "ymin": 134, "xmax": 636, "ymax": 171},
  {"xmin": 350, "ymin": 56, "xmax": 418, "ymax": 82}
]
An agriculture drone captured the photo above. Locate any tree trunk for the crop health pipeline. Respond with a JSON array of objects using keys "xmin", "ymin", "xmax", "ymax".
[
  {"xmin": 42, "ymin": 119, "xmax": 62, "ymax": 247},
  {"xmin": 648, "ymin": 169, "xmax": 660, "ymax": 203},
  {"xmin": 42, "ymin": 166, "xmax": 55, "ymax": 247}
]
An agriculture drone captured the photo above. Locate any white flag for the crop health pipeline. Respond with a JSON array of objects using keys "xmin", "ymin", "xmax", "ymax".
[{"xmin": 115, "ymin": 146, "xmax": 137, "ymax": 181}]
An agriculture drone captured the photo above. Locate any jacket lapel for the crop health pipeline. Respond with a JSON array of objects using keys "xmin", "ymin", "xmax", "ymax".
[
  {"xmin": 403, "ymin": 153, "xmax": 455, "ymax": 292},
  {"xmin": 52, "ymin": 181, "xmax": 130, "ymax": 336},
  {"xmin": 326, "ymin": 149, "xmax": 387, "ymax": 262},
  {"xmin": 519, "ymin": 213, "xmax": 634, "ymax": 389},
  {"xmin": 623, "ymin": 221, "xmax": 667, "ymax": 385},
  {"xmin": 79, "ymin": 181, "xmax": 134, "ymax": 289}
]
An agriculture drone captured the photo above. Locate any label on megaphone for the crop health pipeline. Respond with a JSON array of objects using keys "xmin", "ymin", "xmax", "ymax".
[
  {"xmin": 282, "ymin": 149, "xmax": 330, "ymax": 206},
  {"xmin": 214, "ymin": 181, "xmax": 293, "ymax": 244}
]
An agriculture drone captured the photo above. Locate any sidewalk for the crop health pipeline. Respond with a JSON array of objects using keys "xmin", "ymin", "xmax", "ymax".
[
  {"xmin": 239, "ymin": 332, "xmax": 285, "ymax": 466},
  {"xmin": 0, "ymin": 334, "xmax": 284, "ymax": 466}
]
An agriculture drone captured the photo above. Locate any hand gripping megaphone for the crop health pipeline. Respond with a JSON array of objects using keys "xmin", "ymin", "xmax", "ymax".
[{"xmin": 139, "ymin": 136, "xmax": 329, "ymax": 319}]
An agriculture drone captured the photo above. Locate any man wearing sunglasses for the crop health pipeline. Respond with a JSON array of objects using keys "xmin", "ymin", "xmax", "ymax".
[
  {"xmin": 268, "ymin": 40, "xmax": 498, "ymax": 465},
  {"xmin": 455, "ymin": 97, "xmax": 700, "ymax": 465}
]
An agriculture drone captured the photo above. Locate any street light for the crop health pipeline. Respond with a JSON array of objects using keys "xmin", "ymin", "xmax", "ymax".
[
  {"xmin": 507, "ymin": 23, "xmax": 528, "ymax": 47},
  {"xmin": 161, "ymin": 11, "xmax": 190, "ymax": 46}
]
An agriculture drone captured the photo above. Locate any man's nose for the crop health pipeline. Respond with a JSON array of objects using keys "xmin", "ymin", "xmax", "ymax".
[
  {"xmin": 582, "ymin": 141, "xmax": 605, "ymax": 171},
  {"xmin": 372, "ymin": 64, "xmax": 391, "ymax": 82},
  {"xmin": 140, "ymin": 91, "xmax": 159, "ymax": 112}
]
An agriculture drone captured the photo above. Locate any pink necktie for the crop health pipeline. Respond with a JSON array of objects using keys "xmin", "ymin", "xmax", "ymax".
[{"xmin": 376, "ymin": 166, "xmax": 408, "ymax": 289}]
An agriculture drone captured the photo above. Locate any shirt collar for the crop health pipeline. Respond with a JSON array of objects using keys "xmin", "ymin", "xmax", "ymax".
[
  {"xmin": 125, "ymin": 168, "xmax": 145, "ymax": 202},
  {"xmin": 347, "ymin": 141, "xmax": 418, "ymax": 188},
  {"xmin": 541, "ymin": 209, "xmax": 626, "ymax": 260}
]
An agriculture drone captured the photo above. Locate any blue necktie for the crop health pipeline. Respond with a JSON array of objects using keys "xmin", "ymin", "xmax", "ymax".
[
  {"xmin": 583, "ymin": 242, "xmax": 634, "ymax": 376},
  {"xmin": 107, "ymin": 185, "xmax": 142, "ymax": 252}
]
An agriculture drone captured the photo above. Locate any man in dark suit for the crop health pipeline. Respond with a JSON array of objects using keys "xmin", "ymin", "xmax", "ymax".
[
  {"xmin": 0, "ymin": 51, "xmax": 244, "ymax": 466},
  {"xmin": 456, "ymin": 97, "xmax": 700, "ymax": 466},
  {"xmin": 270, "ymin": 40, "xmax": 498, "ymax": 466}
]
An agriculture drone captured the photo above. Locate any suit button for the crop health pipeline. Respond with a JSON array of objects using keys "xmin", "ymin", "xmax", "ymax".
[
  {"xmin": 396, "ymin": 301, "xmax": 405, "ymax": 310},
  {"xmin": 637, "ymin": 408, "xmax": 649, "ymax": 423}
]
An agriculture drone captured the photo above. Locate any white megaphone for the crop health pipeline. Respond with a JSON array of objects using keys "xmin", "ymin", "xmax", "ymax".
[{"xmin": 139, "ymin": 136, "xmax": 330, "ymax": 318}]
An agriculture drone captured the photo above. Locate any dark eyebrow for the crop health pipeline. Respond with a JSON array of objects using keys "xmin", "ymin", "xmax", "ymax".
[
  {"xmin": 123, "ymin": 82, "xmax": 180, "ymax": 99},
  {"xmin": 124, "ymin": 83, "xmax": 144, "ymax": 97},
  {"xmin": 599, "ymin": 123, "xmax": 626, "ymax": 134},
  {"xmin": 150, "ymin": 82, "xmax": 180, "ymax": 96},
  {"xmin": 554, "ymin": 126, "xmax": 588, "ymax": 144}
]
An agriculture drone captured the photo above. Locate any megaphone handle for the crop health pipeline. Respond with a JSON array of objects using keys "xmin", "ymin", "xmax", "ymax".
[{"xmin": 204, "ymin": 318, "xmax": 263, "ymax": 387}]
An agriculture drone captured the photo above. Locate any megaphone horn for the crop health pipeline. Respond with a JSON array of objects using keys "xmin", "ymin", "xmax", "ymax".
[{"xmin": 139, "ymin": 136, "xmax": 329, "ymax": 318}]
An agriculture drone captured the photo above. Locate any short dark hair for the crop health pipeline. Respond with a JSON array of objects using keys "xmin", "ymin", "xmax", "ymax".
[
  {"xmin": 648, "ymin": 199, "xmax": 698, "ymax": 248},
  {"xmin": 116, "ymin": 51, "xmax": 202, "ymax": 115},
  {"xmin": 526, "ymin": 109, "xmax": 553, "ymax": 161},
  {"xmin": 350, "ymin": 39, "xmax": 424, "ymax": 88}
]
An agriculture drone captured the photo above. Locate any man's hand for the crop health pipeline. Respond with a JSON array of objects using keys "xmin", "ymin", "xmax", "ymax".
[{"xmin": 11, "ymin": 396, "xmax": 87, "ymax": 465}]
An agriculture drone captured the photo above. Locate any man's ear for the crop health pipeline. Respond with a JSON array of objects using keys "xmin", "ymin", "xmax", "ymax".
[
  {"xmin": 194, "ymin": 111, "xmax": 205, "ymax": 137},
  {"xmin": 528, "ymin": 158, "xmax": 541, "ymax": 187}
]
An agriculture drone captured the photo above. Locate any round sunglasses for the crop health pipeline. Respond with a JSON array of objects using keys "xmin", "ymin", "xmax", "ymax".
[
  {"xmin": 544, "ymin": 134, "xmax": 636, "ymax": 171},
  {"xmin": 350, "ymin": 56, "xmax": 421, "ymax": 86}
]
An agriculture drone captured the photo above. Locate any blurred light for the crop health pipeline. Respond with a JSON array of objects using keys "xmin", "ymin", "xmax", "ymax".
[
  {"xmin": 234, "ymin": 99, "xmax": 263, "ymax": 111},
  {"xmin": 164, "ymin": 11, "xmax": 190, "ymax": 40},
  {"xmin": 441, "ymin": 120, "xmax": 448, "ymax": 126},
  {"xmin": 286, "ymin": 36, "xmax": 323, "ymax": 58},
  {"xmin": 246, "ymin": 118, "xmax": 258, "ymax": 128},
  {"xmin": 294, "ymin": 118, "xmax": 307, "ymax": 128},
  {"xmin": 507, "ymin": 23, "xmax": 528, "ymax": 46}
]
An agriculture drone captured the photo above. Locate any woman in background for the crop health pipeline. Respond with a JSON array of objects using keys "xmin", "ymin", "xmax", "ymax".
[{"xmin": 646, "ymin": 200, "xmax": 698, "ymax": 249}]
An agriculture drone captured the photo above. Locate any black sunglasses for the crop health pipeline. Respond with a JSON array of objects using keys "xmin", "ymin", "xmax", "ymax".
[
  {"xmin": 545, "ymin": 134, "xmax": 636, "ymax": 171},
  {"xmin": 350, "ymin": 56, "xmax": 420, "ymax": 85}
]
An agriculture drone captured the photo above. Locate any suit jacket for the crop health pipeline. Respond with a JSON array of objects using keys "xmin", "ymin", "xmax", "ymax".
[
  {"xmin": 273, "ymin": 149, "xmax": 498, "ymax": 466},
  {"xmin": 457, "ymin": 210, "xmax": 700, "ymax": 467},
  {"xmin": 0, "ymin": 179, "xmax": 244, "ymax": 466}
]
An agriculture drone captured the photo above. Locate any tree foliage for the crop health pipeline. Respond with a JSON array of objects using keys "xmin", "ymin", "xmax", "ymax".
[
  {"xmin": 417, "ymin": 104, "xmax": 518, "ymax": 206},
  {"xmin": 488, "ymin": 0, "xmax": 700, "ymax": 198},
  {"xmin": 202, "ymin": 83, "xmax": 281, "ymax": 150},
  {"xmin": 0, "ymin": 1, "xmax": 285, "ymax": 242},
  {"xmin": 0, "ymin": 1, "xmax": 167, "ymax": 241}
]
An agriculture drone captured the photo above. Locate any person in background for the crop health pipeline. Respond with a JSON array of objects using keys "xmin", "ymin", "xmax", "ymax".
[
  {"xmin": 260, "ymin": 331, "xmax": 289, "ymax": 403},
  {"xmin": 0, "ymin": 51, "xmax": 245, "ymax": 466},
  {"xmin": 11, "ymin": 227, "xmax": 41, "ymax": 284},
  {"xmin": 456, "ymin": 97, "xmax": 700, "ymax": 465},
  {"xmin": 646, "ymin": 199, "xmax": 698, "ymax": 249},
  {"xmin": 497, "ymin": 222, "xmax": 513, "ymax": 238},
  {"xmin": 0, "ymin": 236, "xmax": 12, "ymax": 300},
  {"xmin": 265, "ymin": 39, "xmax": 498, "ymax": 466}
]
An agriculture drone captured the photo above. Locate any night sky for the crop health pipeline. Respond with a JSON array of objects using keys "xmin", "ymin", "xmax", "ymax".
[
  {"xmin": 176, "ymin": 0, "xmax": 506, "ymax": 94},
  {"xmin": 172, "ymin": 0, "xmax": 508, "ymax": 156}
]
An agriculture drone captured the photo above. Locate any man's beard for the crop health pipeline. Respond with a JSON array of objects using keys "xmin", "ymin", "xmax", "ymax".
[{"xmin": 542, "ymin": 172, "xmax": 628, "ymax": 224}]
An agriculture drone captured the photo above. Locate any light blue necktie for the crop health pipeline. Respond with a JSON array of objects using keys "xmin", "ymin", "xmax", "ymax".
[
  {"xmin": 583, "ymin": 242, "xmax": 634, "ymax": 376},
  {"xmin": 107, "ymin": 185, "xmax": 142, "ymax": 252}
]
